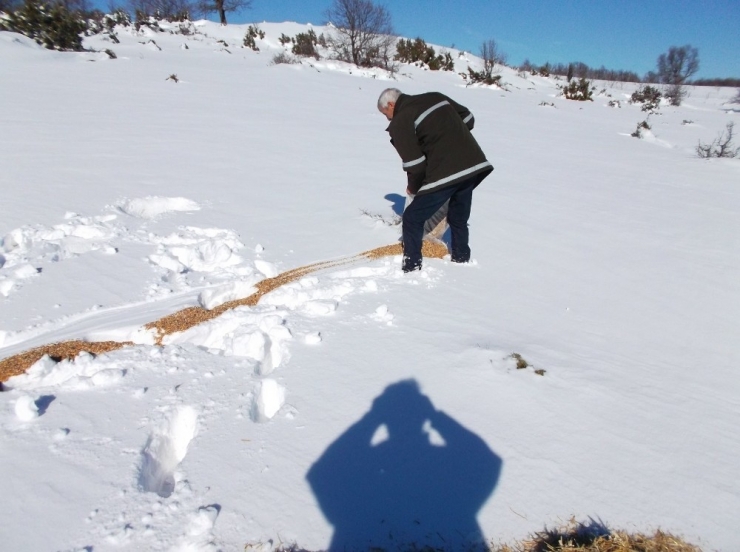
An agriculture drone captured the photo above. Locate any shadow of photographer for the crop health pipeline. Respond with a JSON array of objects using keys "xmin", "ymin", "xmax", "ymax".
[{"xmin": 307, "ymin": 379, "xmax": 502, "ymax": 551}]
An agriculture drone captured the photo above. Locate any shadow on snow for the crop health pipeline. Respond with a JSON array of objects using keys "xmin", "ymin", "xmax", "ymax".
[{"xmin": 307, "ymin": 379, "xmax": 502, "ymax": 551}]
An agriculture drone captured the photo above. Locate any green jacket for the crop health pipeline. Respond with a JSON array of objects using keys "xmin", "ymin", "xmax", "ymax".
[{"xmin": 386, "ymin": 92, "xmax": 493, "ymax": 196}]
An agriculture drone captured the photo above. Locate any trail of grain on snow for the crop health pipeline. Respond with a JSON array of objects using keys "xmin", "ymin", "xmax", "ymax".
[{"xmin": 0, "ymin": 242, "xmax": 447, "ymax": 382}]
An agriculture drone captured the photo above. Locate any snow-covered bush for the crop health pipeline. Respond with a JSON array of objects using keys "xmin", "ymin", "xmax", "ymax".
[
  {"xmin": 0, "ymin": 0, "xmax": 86, "ymax": 51},
  {"xmin": 696, "ymin": 122, "xmax": 739, "ymax": 158},
  {"xmin": 242, "ymin": 24, "xmax": 263, "ymax": 51},
  {"xmin": 465, "ymin": 67, "xmax": 501, "ymax": 86},
  {"xmin": 83, "ymin": 8, "xmax": 130, "ymax": 43},
  {"xmin": 105, "ymin": 8, "xmax": 131, "ymax": 28},
  {"xmin": 631, "ymin": 119, "xmax": 651, "ymax": 138},
  {"xmin": 630, "ymin": 85, "xmax": 662, "ymax": 113},
  {"xmin": 560, "ymin": 77, "xmax": 594, "ymax": 101},
  {"xmin": 291, "ymin": 29, "xmax": 319, "ymax": 59},
  {"xmin": 133, "ymin": 11, "xmax": 161, "ymax": 32},
  {"xmin": 522, "ymin": 61, "xmax": 551, "ymax": 77},
  {"xmin": 394, "ymin": 37, "xmax": 453, "ymax": 71}
]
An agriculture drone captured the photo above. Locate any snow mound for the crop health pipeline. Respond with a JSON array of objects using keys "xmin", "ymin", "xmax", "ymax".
[
  {"xmin": 149, "ymin": 226, "xmax": 245, "ymax": 274},
  {"xmin": 118, "ymin": 196, "xmax": 201, "ymax": 219},
  {"xmin": 14, "ymin": 395, "xmax": 39, "ymax": 421},
  {"xmin": 198, "ymin": 279, "xmax": 261, "ymax": 310},
  {"xmin": 0, "ymin": 212, "xmax": 120, "ymax": 296},
  {"xmin": 6, "ymin": 352, "xmax": 126, "ymax": 391}
]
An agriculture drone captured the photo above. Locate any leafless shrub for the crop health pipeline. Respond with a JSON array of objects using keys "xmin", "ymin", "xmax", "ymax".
[
  {"xmin": 480, "ymin": 38, "xmax": 507, "ymax": 75},
  {"xmin": 271, "ymin": 51, "xmax": 298, "ymax": 65},
  {"xmin": 664, "ymin": 83, "xmax": 687, "ymax": 106},
  {"xmin": 359, "ymin": 209, "xmax": 400, "ymax": 226},
  {"xmin": 696, "ymin": 122, "xmax": 739, "ymax": 158}
]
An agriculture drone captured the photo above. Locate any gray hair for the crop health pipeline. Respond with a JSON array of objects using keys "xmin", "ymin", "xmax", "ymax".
[{"xmin": 377, "ymin": 88, "xmax": 402, "ymax": 110}]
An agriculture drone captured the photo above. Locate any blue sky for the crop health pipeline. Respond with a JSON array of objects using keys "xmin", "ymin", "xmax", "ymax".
[{"xmin": 219, "ymin": 0, "xmax": 739, "ymax": 79}]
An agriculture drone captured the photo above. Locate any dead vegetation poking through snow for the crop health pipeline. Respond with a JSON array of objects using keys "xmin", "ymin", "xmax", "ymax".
[
  {"xmin": 249, "ymin": 519, "xmax": 702, "ymax": 552},
  {"xmin": 0, "ymin": 241, "xmax": 448, "ymax": 383},
  {"xmin": 494, "ymin": 518, "xmax": 702, "ymax": 552}
]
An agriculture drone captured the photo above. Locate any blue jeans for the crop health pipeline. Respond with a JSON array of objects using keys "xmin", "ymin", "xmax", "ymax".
[{"xmin": 401, "ymin": 176, "xmax": 479, "ymax": 272}]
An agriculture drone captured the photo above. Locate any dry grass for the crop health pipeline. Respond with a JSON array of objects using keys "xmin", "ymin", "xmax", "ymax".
[
  {"xmin": 493, "ymin": 519, "xmax": 701, "ymax": 552},
  {"xmin": 510, "ymin": 352, "xmax": 530, "ymax": 369},
  {"xmin": 247, "ymin": 522, "xmax": 702, "ymax": 552},
  {"xmin": 1, "ymin": 241, "xmax": 449, "ymax": 383},
  {"xmin": 495, "ymin": 530, "xmax": 701, "ymax": 552}
]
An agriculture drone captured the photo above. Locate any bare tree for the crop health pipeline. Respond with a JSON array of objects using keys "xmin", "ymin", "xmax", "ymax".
[
  {"xmin": 129, "ymin": 0, "xmax": 194, "ymax": 20},
  {"xmin": 196, "ymin": 0, "xmax": 250, "ymax": 25},
  {"xmin": 643, "ymin": 70, "xmax": 659, "ymax": 84},
  {"xmin": 480, "ymin": 39, "xmax": 507, "ymax": 78},
  {"xmin": 0, "ymin": 0, "xmax": 20, "ymax": 12},
  {"xmin": 656, "ymin": 45, "xmax": 699, "ymax": 106},
  {"xmin": 657, "ymin": 45, "xmax": 699, "ymax": 84},
  {"xmin": 325, "ymin": 0, "xmax": 395, "ymax": 68},
  {"xmin": 58, "ymin": 0, "xmax": 93, "ymax": 13}
]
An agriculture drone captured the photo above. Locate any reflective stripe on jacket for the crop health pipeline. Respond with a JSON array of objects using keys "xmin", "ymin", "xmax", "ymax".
[{"xmin": 386, "ymin": 92, "xmax": 493, "ymax": 195}]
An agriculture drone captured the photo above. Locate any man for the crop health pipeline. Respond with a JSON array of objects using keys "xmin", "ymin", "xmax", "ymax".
[{"xmin": 377, "ymin": 88, "xmax": 493, "ymax": 272}]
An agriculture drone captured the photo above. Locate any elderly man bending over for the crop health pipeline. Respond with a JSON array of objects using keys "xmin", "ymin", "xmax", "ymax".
[{"xmin": 378, "ymin": 88, "xmax": 493, "ymax": 273}]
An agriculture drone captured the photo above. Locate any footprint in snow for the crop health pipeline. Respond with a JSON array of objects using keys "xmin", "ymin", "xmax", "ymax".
[
  {"xmin": 138, "ymin": 405, "xmax": 198, "ymax": 498},
  {"xmin": 250, "ymin": 379, "xmax": 286, "ymax": 423},
  {"xmin": 171, "ymin": 505, "xmax": 221, "ymax": 552}
]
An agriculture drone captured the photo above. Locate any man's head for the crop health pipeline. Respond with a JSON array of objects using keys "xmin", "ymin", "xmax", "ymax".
[{"xmin": 377, "ymin": 88, "xmax": 402, "ymax": 121}]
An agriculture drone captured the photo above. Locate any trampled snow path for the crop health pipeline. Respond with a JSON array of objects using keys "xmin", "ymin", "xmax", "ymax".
[
  {"xmin": 1, "ymin": 198, "xmax": 449, "ymax": 549},
  {"xmin": 1, "ymin": 195, "xmax": 447, "ymax": 390}
]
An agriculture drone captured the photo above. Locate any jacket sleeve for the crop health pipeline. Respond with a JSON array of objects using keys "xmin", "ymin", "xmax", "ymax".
[
  {"xmin": 388, "ymin": 122, "xmax": 427, "ymax": 194},
  {"xmin": 448, "ymin": 96, "xmax": 475, "ymax": 131}
]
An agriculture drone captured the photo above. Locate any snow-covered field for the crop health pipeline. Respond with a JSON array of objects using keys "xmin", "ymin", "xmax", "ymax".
[{"xmin": 1, "ymin": 19, "xmax": 739, "ymax": 552}]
